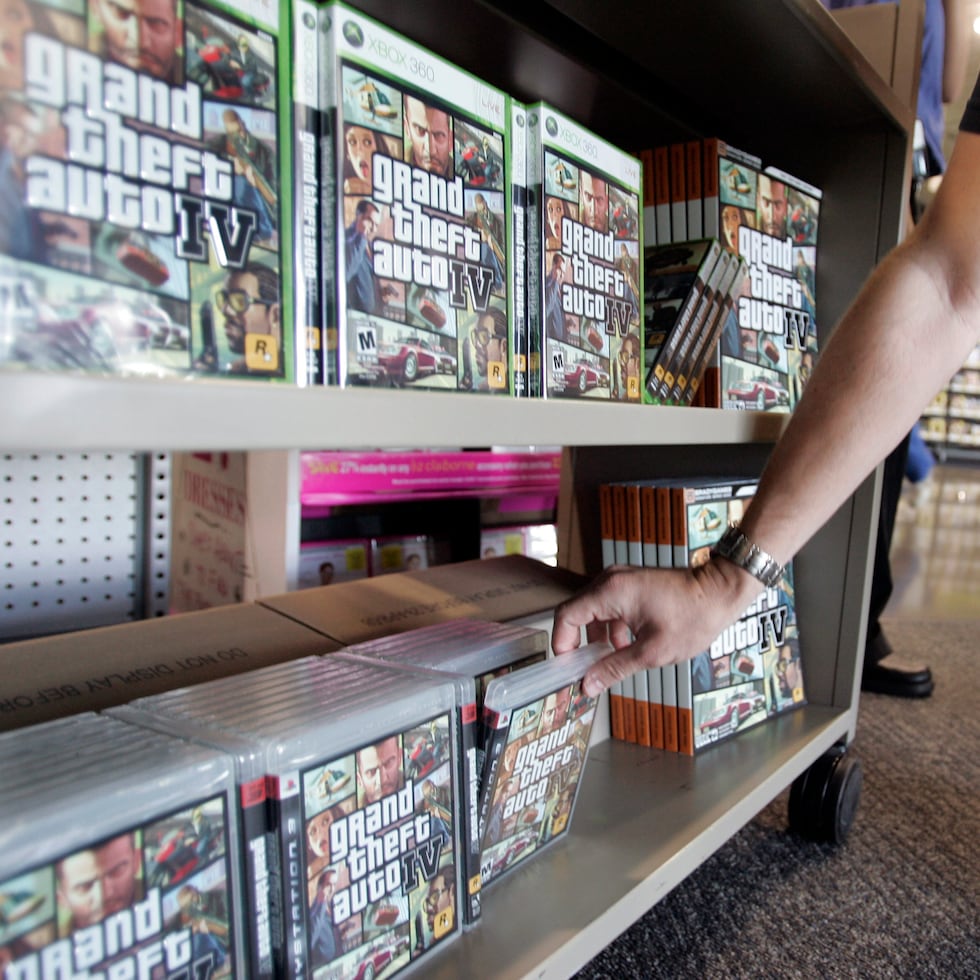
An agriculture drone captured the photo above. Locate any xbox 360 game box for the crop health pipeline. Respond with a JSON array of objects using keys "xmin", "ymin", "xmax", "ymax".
[
  {"xmin": 509, "ymin": 98, "xmax": 530, "ymax": 395},
  {"xmin": 478, "ymin": 642, "xmax": 607, "ymax": 891},
  {"xmin": 321, "ymin": 1, "xmax": 513, "ymax": 394},
  {"xmin": 113, "ymin": 656, "xmax": 464, "ymax": 979},
  {"xmin": 0, "ymin": 0, "xmax": 299, "ymax": 383},
  {"xmin": 0, "ymin": 713, "xmax": 244, "ymax": 978},
  {"xmin": 527, "ymin": 102, "xmax": 643, "ymax": 400}
]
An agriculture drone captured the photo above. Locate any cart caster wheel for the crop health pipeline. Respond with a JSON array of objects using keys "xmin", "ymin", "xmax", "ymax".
[{"xmin": 788, "ymin": 744, "xmax": 863, "ymax": 844}]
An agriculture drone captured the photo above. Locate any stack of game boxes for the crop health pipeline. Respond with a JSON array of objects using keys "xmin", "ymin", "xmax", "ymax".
[
  {"xmin": 598, "ymin": 476, "xmax": 806, "ymax": 756},
  {"xmin": 0, "ymin": 712, "xmax": 246, "ymax": 976},
  {"xmin": 111, "ymin": 655, "xmax": 464, "ymax": 978}
]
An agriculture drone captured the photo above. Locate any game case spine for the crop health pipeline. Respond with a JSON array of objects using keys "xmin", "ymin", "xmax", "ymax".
[
  {"xmin": 625, "ymin": 482, "xmax": 651, "ymax": 747},
  {"xmin": 510, "ymin": 98, "xmax": 530, "ymax": 397},
  {"xmin": 319, "ymin": 4, "xmax": 339, "ymax": 385},
  {"xmin": 674, "ymin": 251, "xmax": 734, "ymax": 405},
  {"xmin": 685, "ymin": 140, "xmax": 704, "ymax": 238},
  {"xmin": 640, "ymin": 148, "xmax": 657, "ymax": 246},
  {"xmin": 639, "ymin": 483, "xmax": 665, "ymax": 750},
  {"xmin": 656, "ymin": 484, "xmax": 678, "ymax": 753},
  {"xmin": 654, "ymin": 145, "xmax": 672, "ymax": 243},
  {"xmin": 664, "ymin": 245, "xmax": 729, "ymax": 405},
  {"xmin": 669, "ymin": 142, "xmax": 687, "ymax": 242},
  {"xmin": 292, "ymin": 0, "xmax": 324, "ymax": 385},
  {"xmin": 676, "ymin": 657, "xmax": 694, "ymax": 756},
  {"xmin": 269, "ymin": 770, "xmax": 304, "ymax": 979},
  {"xmin": 525, "ymin": 104, "xmax": 544, "ymax": 398},
  {"xmin": 647, "ymin": 240, "xmax": 722, "ymax": 404},
  {"xmin": 702, "ymin": 138, "xmax": 720, "ymax": 239},
  {"xmin": 661, "ymin": 654, "xmax": 679, "ymax": 753},
  {"xmin": 598, "ymin": 482, "xmax": 624, "ymax": 741},
  {"xmin": 683, "ymin": 255, "xmax": 746, "ymax": 406},
  {"xmin": 477, "ymin": 706, "xmax": 507, "ymax": 844},
  {"xmin": 611, "ymin": 483, "xmax": 637, "ymax": 744}
]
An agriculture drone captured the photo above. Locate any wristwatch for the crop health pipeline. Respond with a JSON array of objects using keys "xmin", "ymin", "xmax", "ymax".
[{"xmin": 710, "ymin": 524, "xmax": 784, "ymax": 588}]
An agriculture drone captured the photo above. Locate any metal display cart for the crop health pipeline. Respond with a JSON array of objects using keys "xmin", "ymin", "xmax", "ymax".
[{"xmin": 0, "ymin": 1, "xmax": 910, "ymax": 976}]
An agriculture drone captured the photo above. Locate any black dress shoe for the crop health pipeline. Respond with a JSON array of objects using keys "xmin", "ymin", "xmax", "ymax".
[{"xmin": 861, "ymin": 660, "xmax": 934, "ymax": 698}]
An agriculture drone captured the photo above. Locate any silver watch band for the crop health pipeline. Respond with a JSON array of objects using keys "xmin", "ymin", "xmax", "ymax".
[{"xmin": 710, "ymin": 524, "xmax": 785, "ymax": 588}]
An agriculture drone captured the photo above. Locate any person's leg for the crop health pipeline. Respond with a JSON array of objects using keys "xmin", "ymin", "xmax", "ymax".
[{"xmin": 861, "ymin": 432, "xmax": 934, "ymax": 697}]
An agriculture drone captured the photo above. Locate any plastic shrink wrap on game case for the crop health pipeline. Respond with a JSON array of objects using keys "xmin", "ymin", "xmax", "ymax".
[
  {"xmin": 112, "ymin": 656, "xmax": 464, "ymax": 980},
  {"xmin": 0, "ymin": 712, "xmax": 246, "ymax": 979},
  {"xmin": 526, "ymin": 103, "xmax": 643, "ymax": 401},
  {"xmin": 321, "ymin": 1, "xmax": 513, "ymax": 394},
  {"xmin": 0, "ymin": 0, "xmax": 298, "ymax": 383},
  {"xmin": 339, "ymin": 619, "xmax": 549, "ymax": 925},
  {"xmin": 477, "ymin": 641, "xmax": 608, "ymax": 891}
]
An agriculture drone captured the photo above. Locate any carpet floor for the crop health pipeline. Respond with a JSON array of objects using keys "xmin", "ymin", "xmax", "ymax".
[{"xmin": 575, "ymin": 619, "xmax": 979, "ymax": 979}]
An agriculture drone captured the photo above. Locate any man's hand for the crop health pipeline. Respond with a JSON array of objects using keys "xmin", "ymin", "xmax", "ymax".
[{"xmin": 551, "ymin": 559, "xmax": 763, "ymax": 697}]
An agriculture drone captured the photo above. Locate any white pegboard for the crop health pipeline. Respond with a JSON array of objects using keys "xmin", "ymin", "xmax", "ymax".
[
  {"xmin": 0, "ymin": 452, "xmax": 147, "ymax": 640},
  {"xmin": 144, "ymin": 452, "xmax": 172, "ymax": 619}
]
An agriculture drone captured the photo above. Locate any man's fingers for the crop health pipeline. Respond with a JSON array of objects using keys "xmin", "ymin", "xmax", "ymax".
[
  {"xmin": 582, "ymin": 643, "xmax": 649, "ymax": 698},
  {"xmin": 551, "ymin": 613, "xmax": 586, "ymax": 655}
]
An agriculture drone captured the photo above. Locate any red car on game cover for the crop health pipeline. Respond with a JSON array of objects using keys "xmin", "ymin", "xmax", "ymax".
[
  {"xmin": 377, "ymin": 336, "xmax": 457, "ymax": 384},
  {"xmin": 351, "ymin": 946, "xmax": 393, "ymax": 980},
  {"xmin": 725, "ymin": 378, "xmax": 790, "ymax": 410},
  {"xmin": 562, "ymin": 358, "xmax": 609, "ymax": 395},
  {"xmin": 699, "ymin": 690, "xmax": 766, "ymax": 735}
]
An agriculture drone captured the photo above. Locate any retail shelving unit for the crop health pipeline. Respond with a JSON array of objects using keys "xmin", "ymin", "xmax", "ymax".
[
  {"xmin": 0, "ymin": 1, "xmax": 910, "ymax": 977},
  {"xmin": 920, "ymin": 343, "xmax": 980, "ymax": 462}
]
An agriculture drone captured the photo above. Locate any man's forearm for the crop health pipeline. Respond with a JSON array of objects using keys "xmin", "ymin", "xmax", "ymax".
[{"xmin": 739, "ymin": 228, "xmax": 977, "ymax": 566}]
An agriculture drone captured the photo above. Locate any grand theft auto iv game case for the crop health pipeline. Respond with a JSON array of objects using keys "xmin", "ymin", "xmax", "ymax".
[
  {"xmin": 526, "ymin": 103, "xmax": 643, "ymax": 400},
  {"xmin": 716, "ymin": 153, "xmax": 822, "ymax": 414},
  {"xmin": 112, "ymin": 655, "xmax": 464, "ymax": 980},
  {"xmin": 0, "ymin": 0, "xmax": 300, "ymax": 382},
  {"xmin": 662, "ymin": 477, "xmax": 808, "ymax": 754},
  {"xmin": 477, "ymin": 642, "xmax": 607, "ymax": 891},
  {"xmin": 339, "ymin": 618, "xmax": 549, "ymax": 925},
  {"xmin": 0, "ymin": 712, "xmax": 244, "ymax": 979},
  {"xmin": 320, "ymin": 2, "xmax": 514, "ymax": 394}
]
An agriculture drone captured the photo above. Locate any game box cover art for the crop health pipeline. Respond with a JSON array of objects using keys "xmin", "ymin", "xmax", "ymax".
[
  {"xmin": 717, "ymin": 156, "xmax": 822, "ymax": 414},
  {"xmin": 335, "ymin": 620, "xmax": 549, "ymax": 927},
  {"xmin": 0, "ymin": 714, "xmax": 242, "ymax": 980},
  {"xmin": 691, "ymin": 565, "xmax": 806, "ymax": 752},
  {"xmin": 668, "ymin": 479, "xmax": 808, "ymax": 753},
  {"xmin": 115, "ymin": 656, "xmax": 464, "ymax": 979},
  {"xmin": 0, "ymin": 797, "xmax": 237, "ymax": 980},
  {"xmin": 0, "ymin": 0, "xmax": 298, "ymax": 382},
  {"xmin": 282, "ymin": 691, "xmax": 462, "ymax": 980},
  {"xmin": 321, "ymin": 2, "xmax": 513, "ymax": 394},
  {"xmin": 477, "ymin": 643, "xmax": 606, "ymax": 891},
  {"xmin": 527, "ymin": 103, "xmax": 643, "ymax": 401}
]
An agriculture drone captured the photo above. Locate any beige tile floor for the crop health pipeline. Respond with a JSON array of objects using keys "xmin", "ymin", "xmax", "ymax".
[{"xmin": 885, "ymin": 463, "xmax": 980, "ymax": 623}]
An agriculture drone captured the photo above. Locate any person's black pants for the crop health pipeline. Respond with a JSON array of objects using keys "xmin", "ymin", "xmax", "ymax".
[{"xmin": 865, "ymin": 431, "xmax": 912, "ymax": 662}]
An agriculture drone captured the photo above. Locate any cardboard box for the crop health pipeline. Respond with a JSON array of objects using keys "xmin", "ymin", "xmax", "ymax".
[
  {"xmin": 259, "ymin": 555, "xmax": 586, "ymax": 645},
  {"xmin": 0, "ymin": 603, "xmax": 337, "ymax": 731}
]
